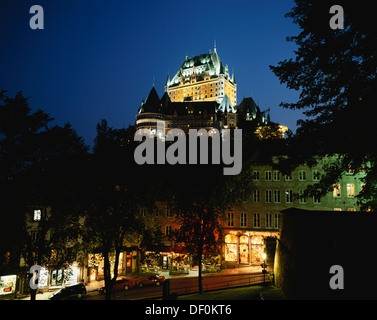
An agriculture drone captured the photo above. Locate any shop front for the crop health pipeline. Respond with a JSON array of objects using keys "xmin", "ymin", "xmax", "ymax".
[
  {"xmin": 140, "ymin": 246, "xmax": 191, "ymax": 275},
  {"xmin": 202, "ymin": 254, "xmax": 221, "ymax": 273},
  {"xmin": 223, "ymin": 232, "xmax": 275, "ymax": 268},
  {"xmin": 88, "ymin": 253, "xmax": 126, "ymax": 281},
  {"xmin": 0, "ymin": 275, "xmax": 17, "ymax": 296},
  {"xmin": 169, "ymin": 249, "xmax": 190, "ymax": 275}
]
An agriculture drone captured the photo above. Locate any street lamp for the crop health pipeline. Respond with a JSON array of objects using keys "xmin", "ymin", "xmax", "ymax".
[{"xmin": 261, "ymin": 253, "xmax": 268, "ymax": 283}]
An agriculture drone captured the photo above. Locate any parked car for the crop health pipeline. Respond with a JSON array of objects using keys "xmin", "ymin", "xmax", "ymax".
[
  {"xmin": 137, "ymin": 274, "xmax": 166, "ymax": 287},
  {"xmin": 49, "ymin": 283, "xmax": 87, "ymax": 300},
  {"xmin": 98, "ymin": 278, "xmax": 136, "ymax": 294}
]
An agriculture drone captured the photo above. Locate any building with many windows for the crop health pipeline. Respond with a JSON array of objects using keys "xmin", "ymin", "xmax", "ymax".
[
  {"xmin": 221, "ymin": 157, "xmax": 364, "ymax": 268},
  {"xmin": 133, "ymin": 49, "xmax": 365, "ymax": 273},
  {"xmin": 165, "ymin": 47, "xmax": 237, "ymax": 106}
]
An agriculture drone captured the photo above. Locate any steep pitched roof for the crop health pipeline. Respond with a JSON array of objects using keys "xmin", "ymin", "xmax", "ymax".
[
  {"xmin": 238, "ymin": 97, "xmax": 259, "ymax": 119},
  {"xmin": 217, "ymin": 94, "xmax": 236, "ymax": 113},
  {"xmin": 138, "ymin": 87, "xmax": 161, "ymax": 114},
  {"xmin": 167, "ymin": 51, "xmax": 232, "ymax": 87}
]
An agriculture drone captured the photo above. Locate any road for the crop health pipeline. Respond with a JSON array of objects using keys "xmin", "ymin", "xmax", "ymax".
[{"xmin": 85, "ymin": 272, "xmax": 268, "ymax": 300}]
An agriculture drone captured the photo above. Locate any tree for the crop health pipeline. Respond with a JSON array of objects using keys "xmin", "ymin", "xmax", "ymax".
[
  {"xmin": 162, "ymin": 131, "xmax": 255, "ymax": 293},
  {"xmin": 270, "ymin": 0, "xmax": 377, "ymax": 209},
  {"xmin": 80, "ymin": 120, "xmax": 159, "ymax": 299},
  {"xmin": 0, "ymin": 91, "xmax": 89, "ymax": 299}
]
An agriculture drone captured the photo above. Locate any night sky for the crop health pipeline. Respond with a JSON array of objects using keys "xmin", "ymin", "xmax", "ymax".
[{"xmin": 1, "ymin": 0, "xmax": 302, "ymax": 146}]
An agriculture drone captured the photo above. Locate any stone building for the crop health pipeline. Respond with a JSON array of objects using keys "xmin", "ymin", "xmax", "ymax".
[
  {"xmin": 221, "ymin": 157, "xmax": 365, "ymax": 268},
  {"xmin": 165, "ymin": 46, "xmax": 237, "ymax": 106}
]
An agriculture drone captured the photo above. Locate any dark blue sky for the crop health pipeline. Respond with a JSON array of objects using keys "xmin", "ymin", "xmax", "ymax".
[{"xmin": 1, "ymin": 0, "xmax": 302, "ymax": 146}]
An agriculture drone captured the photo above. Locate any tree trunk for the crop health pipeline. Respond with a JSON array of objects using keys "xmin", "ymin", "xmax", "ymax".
[
  {"xmin": 103, "ymin": 252, "xmax": 112, "ymax": 300},
  {"xmin": 198, "ymin": 249, "xmax": 203, "ymax": 294},
  {"xmin": 30, "ymin": 289, "xmax": 37, "ymax": 300}
]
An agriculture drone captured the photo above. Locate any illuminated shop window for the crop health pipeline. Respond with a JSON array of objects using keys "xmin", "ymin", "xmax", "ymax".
[
  {"xmin": 239, "ymin": 236, "xmax": 249, "ymax": 264},
  {"xmin": 224, "ymin": 234, "xmax": 238, "ymax": 262}
]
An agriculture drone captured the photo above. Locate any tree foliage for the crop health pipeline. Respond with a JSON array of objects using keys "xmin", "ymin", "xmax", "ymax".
[{"xmin": 270, "ymin": 0, "xmax": 377, "ymax": 209}]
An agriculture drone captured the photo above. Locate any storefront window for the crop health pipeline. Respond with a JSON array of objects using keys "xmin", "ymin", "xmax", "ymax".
[
  {"xmin": 140, "ymin": 251, "xmax": 161, "ymax": 273},
  {"xmin": 38, "ymin": 268, "xmax": 49, "ymax": 288},
  {"xmin": 0, "ymin": 275, "xmax": 17, "ymax": 295},
  {"xmin": 65, "ymin": 267, "xmax": 79, "ymax": 286},
  {"xmin": 202, "ymin": 254, "xmax": 221, "ymax": 273},
  {"xmin": 169, "ymin": 253, "xmax": 190, "ymax": 274},
  {"xmin": 251, "ymin": 235, "xmax": 264, "ymax": 262},
  {"xmin": 50, "ymin": 269, "xmax": 64, "ymax": 287},
  {"xmin": 239, "ymin": 235, "xmax": 249, "ymax": 264},
  {"xmin": 225, "ymin": 234, "xmax": 238, "ymax": 262}
]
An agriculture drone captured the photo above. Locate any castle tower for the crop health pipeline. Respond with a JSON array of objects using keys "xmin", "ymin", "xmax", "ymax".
[{"xmin": 164, "ymin": 48, "xmax": 237, "ymax": 106}]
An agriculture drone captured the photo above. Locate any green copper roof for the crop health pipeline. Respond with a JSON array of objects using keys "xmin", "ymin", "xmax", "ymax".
[
  {"xmin": 167, "ymin": 50, "xmax": 235, "ymax": 87},
  {"xmin": 217, "ymin": 94, "xmax": 236, "ymax": 113}
]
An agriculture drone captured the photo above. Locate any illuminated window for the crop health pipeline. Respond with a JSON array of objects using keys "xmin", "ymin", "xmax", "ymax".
[
  {"xmin": 334, "ymin": 208, "xmax": 342, "ymax": 211},
  {"xmin": 333, "ymin": 184, "xmax": 341, "ymax": 197},
  {"xmin": 239, "ymin": 235, "xmax": 249, "ymax": 264},
  {"xmin": 347, "ymin": 184, "xmax": 355, "ymax": 197},
  {"xmin": 224, "ymin": 235, "xmax": 238, "ymax": 262},
  {"xmin": 33, "ymin": 209, "xmax": 41, "ymax": 221},
  {"xmin": 348, "ymin": 208, "xmax": 356, "ymax": 212}
]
